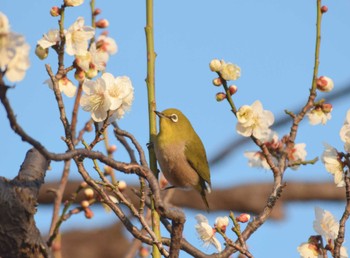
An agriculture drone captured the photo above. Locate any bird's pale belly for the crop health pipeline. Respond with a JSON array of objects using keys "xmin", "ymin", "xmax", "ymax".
[{"xmin": 154, "ymin": 144, "xmax": 200, "ymax": 188}]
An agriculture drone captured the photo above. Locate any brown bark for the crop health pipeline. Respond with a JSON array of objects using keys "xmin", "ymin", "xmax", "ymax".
[{"xmin": 0, "ymin": 148, "xmax": 50, "ymax": 258}]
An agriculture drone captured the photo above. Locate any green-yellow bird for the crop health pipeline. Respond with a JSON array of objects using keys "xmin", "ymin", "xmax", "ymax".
[{"xmin": 154, "ymin": 108, "xmax": 211, "ymax": 210}]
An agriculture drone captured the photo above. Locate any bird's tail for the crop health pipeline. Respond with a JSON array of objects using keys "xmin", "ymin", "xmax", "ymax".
[{"xmin": 201, "ymin": 191, "xmax": 210, "ymax": 212}]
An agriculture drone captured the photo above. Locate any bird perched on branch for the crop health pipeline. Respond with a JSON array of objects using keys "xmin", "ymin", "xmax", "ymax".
[{"xmin": 154, "ymin": 108, "xmax": 211, "ymax": 210}]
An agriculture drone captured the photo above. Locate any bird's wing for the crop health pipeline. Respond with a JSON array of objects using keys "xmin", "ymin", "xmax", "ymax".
[{"xmin": 184, "ymin": 136, "xmax": 211, "ymax": 186}]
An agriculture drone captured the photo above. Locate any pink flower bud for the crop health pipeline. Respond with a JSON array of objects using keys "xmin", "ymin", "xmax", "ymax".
[
  {"xmin": 139, "ymin": 246, "xmax": 150, "ymax": 258},
  {"xmin": 321, "ymin": 103, "xmax": 332, "ymax": 113},
  {"xmin": 50, "ymin": 6, "xmax": 61, "ymax": 17},
  {"xmin": 74, "ymin": 69, "xmax": 86, "ymax": 81},
  {"xmin": 216, "ymin": 92, "xmax": 226, "ymax": 102},
  {"xmin": 228, "ymin": 85, "xmax": 238, "ymax": 95},
  {"xmin": 159, "ymin": 175, "xmax": 169, "ymax": 189},
  {"xmin": 236, "ymin": 213, "xmax": 251, "ymax": 223},
  {"xmin": 95, "ymin": 19, "xmax": 109, "ymax": 29},
  {"xmin": 316, "ymin": 76, "xmax": 334, "ymax": 92},
  {"xmin": 93, "ymin": 8, "xmax": 102, "ymax": 16},
  {"xmin": 84, "ymin": 208, "xmax": 94, "ymax": 219},
  {"xmin": 321, "ymin": 6, "xmax": 328, "ymax": 13},
  {"xmin": 84, "ymin": 122, "xmax": 93, "ymax": 132},
  {"xmin": 107, "ymin": 145, "xmax": 117, "ymax": 154},
  {"xmin": 212, "ymin": 77, "xmax": 222, "ymax": 86},
  {"xmin": 80, "ymin": 181, "xmax": 88, "ymax": 188}
]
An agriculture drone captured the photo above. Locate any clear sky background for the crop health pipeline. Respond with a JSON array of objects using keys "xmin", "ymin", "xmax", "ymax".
[{"xmin": 2, "ymin": 0, "xmax": 350, "ymax": 257}]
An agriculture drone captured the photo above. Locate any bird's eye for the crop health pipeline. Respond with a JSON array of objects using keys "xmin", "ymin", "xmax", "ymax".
[{"xmin": 170, "ymin": 114, "xmax": 178, "ymax": 122}]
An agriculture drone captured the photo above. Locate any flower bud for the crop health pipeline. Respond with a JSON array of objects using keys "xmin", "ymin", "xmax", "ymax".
[
  {"xmin": 84, "ymin": 122, "xmax": 93, "ymax": 132},
  {"xmin": 139, "ymin": 246, "xmax": 150, "ymax": 258},
  {"xmin": 215, "ymin": 92, "xmax": 226, "ymax": 102},
  {"xmin": 107, "ymin": 145, "xmax": 117, "ymax": 154},
  {"xmin": 35, "ymin": 44, "xmax": 49, "ymax": 60},
  {"xmin": 80, "ymin": 181, "xmax": 88, "ymax": 188},
  {"xmin": 321, "ymin": 6, "xmax": 328, "ymax": 13},
  {"xmin": 81, "ymin": 200, "xmax": 90, "ymax": 209},
  {"xmin": 316, "ymin": 76, "xmax": 334, "ymax": 92},
  {"xmin": 215, "ymin": 216, "xmax": 229, "ymax": 233},
  {"xmin": 228, "ymin": 85, "xmax": 238, "ymax": 95},
  {"xmin": 86, "ymin": 68, "xmax": 98, "ymax": 79},
  {"xmin": 118, "ymin": 180, "xmax": 127, "ymax": 191},
  {"xmin": 104, "ymin": 165, "xmax": 113, "ymax": 175},
  {"xmin": 212, "ymin": 77, "xmax": 222, "ymax": 86},
  {"xmin": 50, "ymin": 6, "xmax": 61, "ymax": 17},
  {"xmin": 84, "ymin": 188, "xmax": 94, "ymax": 199},
  {"xmin": 84, "ymin": 207, "xmax": 94, "ymax": 219},
  {"xmin": 209, "ymin": 59, "xmax": 222, "ymax": 72},
  {"xmin": 74, "ymin": 69, "xmax": 86, "ymax": 81},
  {"xmin": 321, "ymin": 103, "xmax": 332, "ymax": 113},
  {"xmin": 236, "ymin": 213, "xmax": 251, "ymax": 223},
  {"xmin": 95, "ymin": 19, "xmax": 109, "ymax": 29},
  {"xmin": 160, "ymin": 175, "xmax": 169, "ymax": 189},
  {"xmin": 93, "ymin": 8, "xmax": 102, "ymax": 16}
]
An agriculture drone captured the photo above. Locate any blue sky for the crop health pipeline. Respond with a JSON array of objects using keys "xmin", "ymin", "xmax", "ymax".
[{"xmin": 2, "ymin": 0, "xmax": 350, "ymax": 257}]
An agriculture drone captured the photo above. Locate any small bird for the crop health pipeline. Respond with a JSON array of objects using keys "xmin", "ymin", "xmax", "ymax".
[{"xmin": 153, "ymin": 108, "xmax": 211, "ymax": 210}]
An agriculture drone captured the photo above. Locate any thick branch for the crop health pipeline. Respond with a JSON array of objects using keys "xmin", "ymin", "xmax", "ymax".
[{"xmin": 0, "ymin": 148, "xmax": 50, "ymax": 258}]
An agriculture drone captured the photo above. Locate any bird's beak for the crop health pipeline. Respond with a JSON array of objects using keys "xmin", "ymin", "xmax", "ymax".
[{"xmin": 154, "ymin": 110, "xmax": 165, "ymax": 118}]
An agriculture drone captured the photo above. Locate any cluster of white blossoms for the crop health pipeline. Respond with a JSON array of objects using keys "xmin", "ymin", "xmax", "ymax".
[
  {"xmin": 244, "ymin": 131, "xmax": 307, "ymax": 170},
  {"xmin": 298, "ymin": 207, "xmax": 348, "ymax": 258},
  {"xmin": 80, "ymin": 73, "xmax": 134, "ymax": 122},
  {"xmin": 322, "ymin": 109, "xmax": 350, "ymax": 187},
  {"xmin": 37, "ymin": 16, "xmax": 118, "ymax": 98},
  {"xmin": 0, "ymin": 12, "xmax": 30, "ymax": 82},
  {"xmin": 195, "ymin": 214, "xmax": 229, "ymax": 252},
  {"xmin": 307, "ymin": 76, "xmax": 334, "ymax": 125},
  {"xmin": 36, "ymin": 12, "xmax": 131, "ymax": 123},
  {"xmin": 236, "ymin": 100, "xmax": 274, "ymax": 141}
]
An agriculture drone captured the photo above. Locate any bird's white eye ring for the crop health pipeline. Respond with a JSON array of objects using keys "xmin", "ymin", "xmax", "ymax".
[{"xmin": 170, "ymin": 114, "xmax": 178, "ymax": 123}]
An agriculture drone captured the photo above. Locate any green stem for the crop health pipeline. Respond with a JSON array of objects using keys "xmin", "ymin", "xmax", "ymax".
[{"xmin": 145, "ymin": 0, "xmax": 161, "ymax": 257}]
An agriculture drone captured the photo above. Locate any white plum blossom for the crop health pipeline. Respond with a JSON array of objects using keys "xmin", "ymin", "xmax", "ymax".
[
  {"xmin": 80, "ymin": 73, "xmax": 134, "ymax": 122},
  {"xmin": 236, "ymin": 100, "xmax": 274, "ymax": 140},
  {"xmin": 297, "ymin": 242, "xmax": 322, "ymax": 258},
  {"xmin": 64, "ymin": 0, "xmax": 84, "ymax": 7},
  {"xmin": 75, "ymin": 42, "xmax": 108, "ymax": 77},
  {"xmin": 37, "ymin": 29, "xmax": 60, "ymax": 49},
  {"xmin": 214, "ymin": 216, "xmax": 229, "ymax": 232},
  {"xmin": 108, "ymin": 76, "xmax": 134, "ymax": 121},
  {"xmin": 340, "ymin": 110, "xmax": 350, "ymax": 153},
  {"xmin": 5, "ymin": 42, "xmax": 30, "ymax": 82},
  {"xmin": 65, "ymin": 17, "xmax": 95, "ymax": 56},
  {"xmin": 96, "ymin": 34, "xmax": 118, "ymax": 55},
  {"xmin": 220, "ymin": 60, "xmax": 241, "ymax": 81},
  {"xmin": 313, "ymin": 207, "xmax": 339, "ymax": 241},
  {"xmin": 0, "ymin": 12, "xmax": 10, "ymax": 34},
  {"xmin": 244, "ymin": 151, "xmax": 273, "ymax": 170},
  {"xmin": 45, "ymin": 77, "xmax": 77, "ymax": 98},
  {"xmin": 307, "ymin": 108, "xmax": 332, "ymax": 125},
  {"xmin": 0, "ymin": 12, "xmax": 30, "ymax": 82},
  {"xmin": 321, "ymin": 143, "xmax": 345, "ymax": 187},
  {"xmin": 289, "ymin": 143, "xmax": 307, "ymax": 170},
  {"xmin": 195, "ymin": 214, "xmax": 222, "ymax": 252}
]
